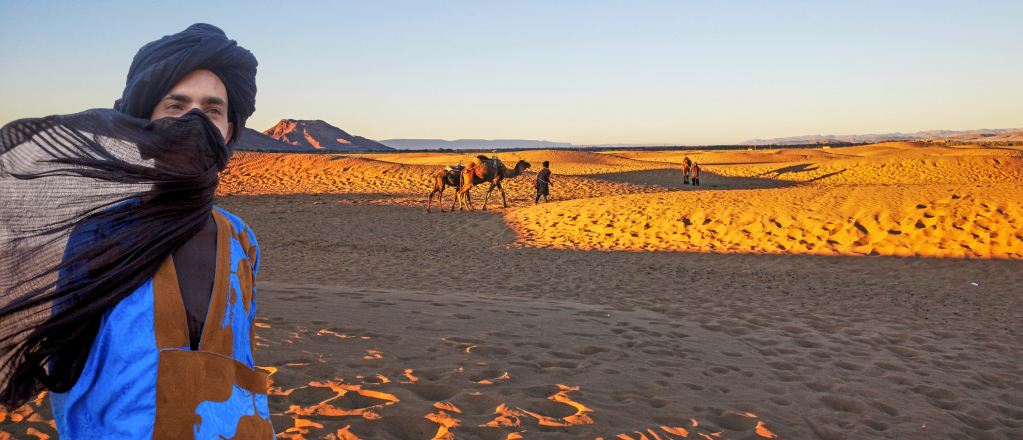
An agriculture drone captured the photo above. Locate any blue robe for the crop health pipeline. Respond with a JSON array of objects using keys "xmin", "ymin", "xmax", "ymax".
[{"xmin": 49, "ymin": 207, "xmax": 274, "ymax": 439}]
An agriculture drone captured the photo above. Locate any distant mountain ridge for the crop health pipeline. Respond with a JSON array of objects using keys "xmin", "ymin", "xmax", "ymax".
[
  {"xmin": 235, "ymin": 121, "xmax": 1023, "ymax": 152},
  {"xmin": 740, "ymin": 128, "xmax": 1023, "ymax": 145},
  {"xmin": 381, "ymin": 139, "xmax": 573, "ymax": 150}
]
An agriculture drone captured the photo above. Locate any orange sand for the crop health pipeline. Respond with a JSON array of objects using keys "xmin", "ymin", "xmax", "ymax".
[{"xmin": 5, "ymin": 142, "xmax": 1023, "ymax": 439}]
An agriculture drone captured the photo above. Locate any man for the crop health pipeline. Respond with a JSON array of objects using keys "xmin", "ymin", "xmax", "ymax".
[
  {"xmin": 534, "ymin": 160, "xmax": 554, "ymax": 204},
  {"xmin": 691, "ymin": 162, "xmax": 701, "ymax": 186},
  {"xmin": 0, "ymin": 24, "xmax": 273, "ymax": 438},
  {"xmin": 682, "ymin": 155, "xmax": 691, "ymax": 184}
]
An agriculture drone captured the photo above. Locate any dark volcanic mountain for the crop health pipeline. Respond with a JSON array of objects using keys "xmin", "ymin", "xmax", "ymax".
[
  {"xmin": 235, "ymin": 128, "xmax": 306, "ymax": 151},
  {"xmin": 262, "ymin": 119, "xmax": 393, "ymax": 151}
]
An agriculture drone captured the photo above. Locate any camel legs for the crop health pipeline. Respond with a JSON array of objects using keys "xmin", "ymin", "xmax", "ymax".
[
  {"xmin": 457, "ymin": 188, "xmax": 473, "ymax": 211},
  {"xmin": 427, "ymin": 187, "xmax": 443, "ymax": 212},
  {"xmin": 481, "ymin": 183, "xmax": 508, "ymax": 210},
  {"xmin": 454, "ymin": 189, "xmax": 471, "ymax": 211},
  {"xmin": 481, "ymin": 183, "xmax": 497, "ymax": 211}
]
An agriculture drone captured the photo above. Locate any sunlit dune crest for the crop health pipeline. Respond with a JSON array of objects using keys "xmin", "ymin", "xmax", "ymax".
[
  {"xmin": 755, "ymin": 421, "xmax": 777, "ymax": 438},
  {"xmin": 401, "ymin": 369, "xmax": 419, "ymax": 383},
  {"xmin": 483, "ymin": 404, "xmax": 525, "ymax": 428},
  {"xmin": 520, "ymin": 386, "xmax": 593, "ymax": 427},
  {"xmin": 602, "ymin": 412, "xmax": 780, "ymax": 440},
  {"xmin": 424, "ymin": 410, "xmax": 459, "ymax": 439},
  {"xmin": 325, "ymin": 425, "xmax": 360, "ymax": 440},
  {"xmin": 356, "ymin": 374, "xmax": 390, "ymax": 384},
  {"xmin": 433, "ymin": 402, "xmax": 461, "ymax": 413},
  {"xmin": 286, "ymin": 380, "xmax": 398, "ymax": 419},
  {"xmin": 511, "ymin": 187, "xmax": 1023, "ymax": 257},
  {"xmin": 362, "ymin": 350, "xmax": 383, "ymax": 359},
  {"xmin": 661, "ymin": 426, "xmax": 690, "ymax": 436}
]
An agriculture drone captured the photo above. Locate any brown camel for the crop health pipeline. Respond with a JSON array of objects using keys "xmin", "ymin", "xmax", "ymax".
[
  {"xmin": 426, "ymin": 167, "xmax": 472, "ymax": 212},
  {"xmin": 456, "ymin": 158, "xmax": 531, "ymax": 211}
]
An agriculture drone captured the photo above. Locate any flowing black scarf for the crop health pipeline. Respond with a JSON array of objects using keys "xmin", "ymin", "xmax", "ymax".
[{"xmin": 0, "ymin": 23, "xmax": 257, "ymax": 409}]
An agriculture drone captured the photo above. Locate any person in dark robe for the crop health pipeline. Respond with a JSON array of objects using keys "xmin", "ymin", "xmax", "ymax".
[
  {"xmin": 691, "ymin": 162, "xmax": 700, "ymax": 186},
  {"xmin": 682, "ymin": 155, "xmax": 691, "ymax": 184},
  {"xmin": 534, "ymin": 160, "xmax": 554, "ymax": 204},
  {"xmin": 0, "ymin": 24, "xmax": 273, "ymax": 438}
]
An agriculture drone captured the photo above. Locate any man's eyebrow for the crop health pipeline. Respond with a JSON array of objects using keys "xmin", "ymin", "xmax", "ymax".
[
  {"xmin": 201, "ymin": 96, "xmax": 226, "ymax": 106},
  {"xmin": 161, "ymin": 93, "xmax": 191, "ymax": 103}
]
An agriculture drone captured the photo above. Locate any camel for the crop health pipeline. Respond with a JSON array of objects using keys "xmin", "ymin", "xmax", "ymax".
[
  {"xmin": 456, "ymin": 156, "xmax": 531, "ymax": 211},
  {"xmin": 426, "ymin": 167, "xmax": 472, "ymax": 212}
]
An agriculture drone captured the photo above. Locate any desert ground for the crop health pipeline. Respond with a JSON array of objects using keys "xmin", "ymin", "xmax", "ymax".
[{"xmin": 3, "ymin": 142, "xmax": 1023, "ymax": 439}]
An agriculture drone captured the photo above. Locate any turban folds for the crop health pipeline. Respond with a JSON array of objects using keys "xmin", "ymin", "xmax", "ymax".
[
  {"xmin": 116, "ymin": 23, "xmax": 257, "ymax": 146},
  {"xmin": 0, "ymin": 24, "xmax": 256, "ymax": 409}
]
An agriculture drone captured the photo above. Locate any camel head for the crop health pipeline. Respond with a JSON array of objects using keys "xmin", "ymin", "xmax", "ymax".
[{"xmin": 501, "ymin": 160, "xmax": 531, "ymax": 178}]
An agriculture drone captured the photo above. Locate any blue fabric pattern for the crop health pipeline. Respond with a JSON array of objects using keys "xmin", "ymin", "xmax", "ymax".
[
  {"xmin": 194, "ymin": 384, "xmax": 270, "ymax": 439},
  {"xmin": 50, "ymin": 207, "xmax": 271, "ymax": 439}
]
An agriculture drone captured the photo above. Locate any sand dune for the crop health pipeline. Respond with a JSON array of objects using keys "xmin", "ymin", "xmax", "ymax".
[
  {"xmin": 219, "ymin": 152, "xmax": 684, "ymax": 206},
  {"xmin": 510, "ymin": 183, "xmax": 1023, "ymax": 258},
  {"xmin": 219, "ymin": 153, "xmax": 436, "ymax": 197},
  {"xmin": 5, "ymin": 142, "xmax": 1023, "ymax": 439},
  {"xmin": 355, "ymin": 150, "xmax": 672, "ymax": 176}
]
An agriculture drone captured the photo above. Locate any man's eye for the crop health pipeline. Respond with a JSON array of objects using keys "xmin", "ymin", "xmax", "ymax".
[
  {"xmin": 206, "ymin": 108, "xmax": 222, "ymax": 115},
  {"xmin": 169, "ymin": 104, "xmax": 183, "ymax": 110}
]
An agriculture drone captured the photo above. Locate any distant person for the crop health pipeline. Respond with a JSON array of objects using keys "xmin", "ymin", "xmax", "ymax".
[
  {"xmin": 691, "ymin": 162, "xmax": 700, "ymax": 186},
  {"xmin": 682, "ymin": 155, "xmax": 692, "ymax": 184},
  {"xmin": 534, "ymin": 161, "xmax": 554, "ymax": 204}
]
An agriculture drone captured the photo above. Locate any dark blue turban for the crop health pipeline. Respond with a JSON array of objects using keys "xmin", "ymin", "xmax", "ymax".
[{"xmin": 114, "ymin": 23, "xmax": 257, "ymax": 146}]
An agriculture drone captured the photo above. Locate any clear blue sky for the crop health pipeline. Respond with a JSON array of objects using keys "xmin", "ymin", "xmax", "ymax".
[{"xmin": 1, "ymin": 1, "xmax": 1020, "ymax": 145}]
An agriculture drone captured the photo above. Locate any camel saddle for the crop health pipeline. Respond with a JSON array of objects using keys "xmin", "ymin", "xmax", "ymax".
[
  {"xmin": 445, "ymin": 165, "xmax": 465, "ymax": 173},
  {"xmin": 481, "ymin": 158, "xmax": 504, "ymax": 168},
  {"xmin": 471, "ymin": 157, "xmax": 504, "ymax": 168}
]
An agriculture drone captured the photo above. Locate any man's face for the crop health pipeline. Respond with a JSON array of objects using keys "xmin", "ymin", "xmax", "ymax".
[{"xmin": 150, "ymin": 69, "xmax": 233, "ymax": 142}]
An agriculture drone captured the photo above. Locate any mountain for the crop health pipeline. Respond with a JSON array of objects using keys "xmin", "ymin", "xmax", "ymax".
[
  {"xmin": 260, "ymin": 119, "xmax": 394, "ymax": 151},
  {"xmin": 945, "ymin": 131, "xmax": 1023, "ymax": 142},
  {"xmin": 235, "ymin": 128, "xmax": 306, "ymax": 151},
  {"xmin": 740, "ymin": 128, "xmax": 1023, "ymax": 145},
  {"xmin": 380, "ymin": 139, "xmax": 573, "ymax": 150}
]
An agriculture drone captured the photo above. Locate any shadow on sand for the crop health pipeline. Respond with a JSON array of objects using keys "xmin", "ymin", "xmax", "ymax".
[{"xmin": 581, "ymin": 168, "xmax": 799, "ymax": 190}]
